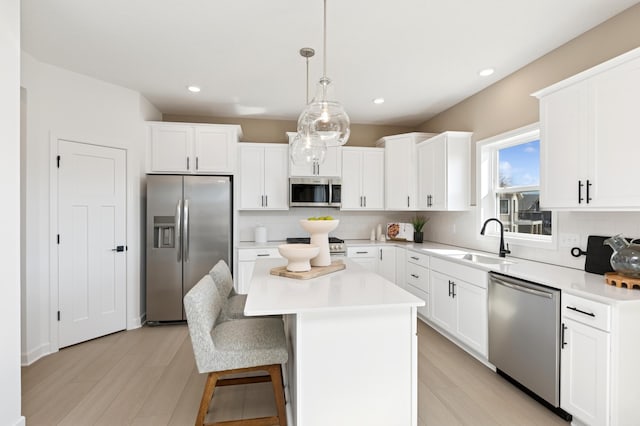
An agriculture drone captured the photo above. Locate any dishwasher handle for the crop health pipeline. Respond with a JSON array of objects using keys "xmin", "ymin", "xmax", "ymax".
[{"xmin": 490, "ymin": 274, "xmax": 556, "ymax": 299}]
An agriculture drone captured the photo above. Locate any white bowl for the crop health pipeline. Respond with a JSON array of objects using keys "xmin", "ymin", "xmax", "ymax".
[
  {"xmin": 278, "ymin": 244, "xmax": 320, "ymax": 272},
  {"xmin": 299, "ymin": 219, "xmax": 339, "ymax": 234}
]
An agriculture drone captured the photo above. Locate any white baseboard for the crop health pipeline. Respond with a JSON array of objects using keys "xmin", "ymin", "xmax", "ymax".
[
  {"xmin": 127, "ymin": 312, "xmax": 146, "ymax": 330},
  {"xmin": 21, "ymin": 342, "xmax": 52, "ymax": 366}
]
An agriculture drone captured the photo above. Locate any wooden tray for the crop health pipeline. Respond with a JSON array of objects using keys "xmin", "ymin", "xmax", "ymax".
[
  {"xmin": 604, "ymin": 272, "xmax": 640, "ymax": 290},
  {"xmin": 270, "ymin": 260, "xmax": 346, "ymax": 280}
]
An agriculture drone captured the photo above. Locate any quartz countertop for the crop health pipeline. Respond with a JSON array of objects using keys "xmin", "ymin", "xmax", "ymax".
[
  {"xmin": 238, "ymin": 238, "xmax": 640, "ymax": 304},
  {"xmin": 244, "ymin": 258, "xmax": 424, "ymax": 316}
]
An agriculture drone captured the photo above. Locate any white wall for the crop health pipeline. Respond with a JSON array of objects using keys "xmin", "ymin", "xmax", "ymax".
[
  {"xmin": 20, "ymin": 54, "xmax": 161, "ymax": 364},
  {"xmin": 0, "ymin": 0, "xmax": 25, "ymax": 424}
]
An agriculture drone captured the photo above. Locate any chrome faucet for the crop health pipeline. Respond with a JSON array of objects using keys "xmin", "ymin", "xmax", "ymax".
[{"xmin": 480, "ymin": 218, "xmax": 511, "ymax": 258}]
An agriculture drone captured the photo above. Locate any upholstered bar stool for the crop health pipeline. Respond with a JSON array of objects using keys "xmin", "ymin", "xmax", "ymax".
[
  {"xmin": 209, "ymin": 260, "xmax": 248, "ymax": 321},
  {"xmin": 184, "ymin": 274, "xmax": 288, "ymax": 426}
]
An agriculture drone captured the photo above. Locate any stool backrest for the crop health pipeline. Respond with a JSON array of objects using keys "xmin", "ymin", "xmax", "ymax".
[
  {"xmin": 209, "ymin": 260, "xmax": 233, "ymax": 298},
  {"xmin": 184, "ymin": 274, "xmax": 222, "ymax": 373}
]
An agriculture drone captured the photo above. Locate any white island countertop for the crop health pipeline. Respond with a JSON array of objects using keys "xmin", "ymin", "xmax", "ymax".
[{"xmin": 244, "ymin": 258, "xmax": 424, "ymax": 316}]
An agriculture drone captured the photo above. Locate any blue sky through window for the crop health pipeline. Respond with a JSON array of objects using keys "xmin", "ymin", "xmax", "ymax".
[{"xmin": 498, "ymin": 139, "xmax": 540, "ymax": 187}]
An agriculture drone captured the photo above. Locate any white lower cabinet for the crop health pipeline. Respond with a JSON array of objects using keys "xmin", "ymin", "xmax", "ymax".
[
  {"xmin": 346, "ymin": 246, "xmax": 396, "ymax": 282},
  {"xmin": 561, "ymin": 293, "xmax": 611, "ymax": 426},
  {"xmin": 236, "ymin": 248, "xmax": 282, "ymax": 294},
  {"xmin": 429, "ymin": 257, "xmax": 487, "ymax": 357}
]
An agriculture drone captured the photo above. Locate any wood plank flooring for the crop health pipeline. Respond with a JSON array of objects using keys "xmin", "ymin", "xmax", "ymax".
[{"xmin": 22, "ymin": 320, "xmax": 569, "ymax": 425}]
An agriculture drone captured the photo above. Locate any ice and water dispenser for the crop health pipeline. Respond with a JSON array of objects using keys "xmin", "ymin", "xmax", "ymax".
[{"xmin": 153, "ymin": 216, "xmax": 176, "ymax": 248}]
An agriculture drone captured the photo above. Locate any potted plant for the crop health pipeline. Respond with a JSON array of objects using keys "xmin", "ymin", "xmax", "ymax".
[{"xmin": 410, "ymin": 215, "xmax": 428, "ymax": 243}]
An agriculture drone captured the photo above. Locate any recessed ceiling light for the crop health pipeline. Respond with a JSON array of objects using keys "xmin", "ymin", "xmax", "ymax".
[
  {"xmin": 187, "ymin": 85, "xmax": 201, "ymax": 93},
  {"xmin": 373, "ymin": 98, "xmax": 385, "ymax": 104},
  {"xmin": 479, "ymin": 68, "xmax": 494, "ymax": 77}
]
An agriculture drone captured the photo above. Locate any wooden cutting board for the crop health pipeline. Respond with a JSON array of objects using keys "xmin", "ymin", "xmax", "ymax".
[{"xmin": 270, "ymin": 260, "xmax": 346, "ymax": 280}]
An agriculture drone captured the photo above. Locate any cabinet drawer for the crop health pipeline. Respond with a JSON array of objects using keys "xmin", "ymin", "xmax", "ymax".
[
  {"xmin": 347, "ymin": 246, "xmax": 377, "ymax": 258},
  {"xmin": 238, "ymin": 248, "xmax": 281, "ymax": 261},
  {"xmin": 430, "ymin": 257, "xmax": 487, "ymax": 288},
  {"xmin": 406, "ymin": 250, "xmax": 429, "ymax": 268},
  {"xmin": 562, "ymin": 293, "xmax": 611, "ymax": 332},
  {"xmin": 406, "ymin": 262, "xmax": 429, "ymax": 293}
]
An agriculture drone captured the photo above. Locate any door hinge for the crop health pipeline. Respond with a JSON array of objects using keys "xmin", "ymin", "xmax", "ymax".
[
  {"xmin": 57, "ymin": 234, "xmax": 60, "ymax": 244},
  {"xmin": 56, "ymin": 155, "xmax": 61, "ymax": 168},
  {"xmin": 57, "ymin": 311, "xmax": 60, "ymax": 321}
]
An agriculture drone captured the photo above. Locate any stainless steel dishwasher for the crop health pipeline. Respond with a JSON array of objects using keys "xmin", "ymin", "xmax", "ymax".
[{"xmin": 488, "ymin": 272, "xmax": 571, "ymax": 420}]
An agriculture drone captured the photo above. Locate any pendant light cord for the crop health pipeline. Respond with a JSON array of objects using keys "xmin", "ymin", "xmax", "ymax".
[{"xmin": 323, "ymin": 0, "xmax": 327, "ymax": 79}]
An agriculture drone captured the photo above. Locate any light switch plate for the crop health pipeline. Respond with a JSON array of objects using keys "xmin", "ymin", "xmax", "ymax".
[{"xmin": 559, "ymin": 233, "xmax": 580, "ymax": 248}]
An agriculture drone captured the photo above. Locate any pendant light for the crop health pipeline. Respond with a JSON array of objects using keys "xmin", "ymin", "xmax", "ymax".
[
  {"xmin": 296, "ymin": 0, "xmax": 350, "ymax": 147},
  {"xmin": 291, "ymin": 47, "xmax": 327, "ymax": 166}
]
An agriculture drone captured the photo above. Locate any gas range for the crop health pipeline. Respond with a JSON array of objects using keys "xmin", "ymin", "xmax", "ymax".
[{"xmin": 286, "ymin": 237, "xmax": 346, "ymax": 255}]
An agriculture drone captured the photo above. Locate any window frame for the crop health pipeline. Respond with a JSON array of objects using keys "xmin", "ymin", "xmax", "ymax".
[{"xmin": 476, "ymin": 123, "xmax": 557, "ymax": 250}]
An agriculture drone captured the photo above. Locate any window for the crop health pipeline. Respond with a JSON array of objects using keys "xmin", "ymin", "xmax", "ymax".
[{"xmin": 478, "ymin": 123, "xmax": 555, "ymax": 247}]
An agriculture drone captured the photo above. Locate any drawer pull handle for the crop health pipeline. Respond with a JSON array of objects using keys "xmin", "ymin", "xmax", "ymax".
[
  {"xmin": 257, "ymin": 254, "xmax": 270, "ymax": 257},
  {"xmin": 356, "ymin": 251, "xmax": 368, "ymax": 254},
  {"xmin": 566, "ymin": 306, "xmax": 595, "ymax": 317},
  {"xmin": 410, "ymin": 274, "xmax": 419, "ymax": 279},
  {"xmin": 410, "ymin": 256, "xmax": 419, "ymax": 261}
]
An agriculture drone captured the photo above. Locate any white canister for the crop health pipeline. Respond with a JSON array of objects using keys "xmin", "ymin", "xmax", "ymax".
[{"xmin": 254, "ymin": 226, "xmax": 267, "ymax": 243}]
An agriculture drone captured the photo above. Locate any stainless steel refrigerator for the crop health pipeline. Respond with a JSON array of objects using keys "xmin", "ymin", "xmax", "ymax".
[{"xmin": 146, "ymin": 174, "xmax": 232, "ymax": 323}]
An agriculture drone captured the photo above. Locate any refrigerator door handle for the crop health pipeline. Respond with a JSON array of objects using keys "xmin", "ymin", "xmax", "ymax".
[
  {"xmin": 176, "ymin": 199, "xmax": 182, "ymax": 262},
  {"xmin": 184, "ymin": 199, "xmax": 190, "ymax": 262}
]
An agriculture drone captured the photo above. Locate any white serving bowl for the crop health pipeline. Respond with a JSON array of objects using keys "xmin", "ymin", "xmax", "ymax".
[
  {"xmin": 278, "ymin": 244, "xmax": 320, "ymax": 272},
  {"xmin": 299, "ymin": 219, "xmax": 339, "ymax": 234}
]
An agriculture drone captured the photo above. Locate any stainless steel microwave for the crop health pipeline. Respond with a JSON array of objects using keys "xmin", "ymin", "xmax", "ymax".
[{"xmin": 289, "ymin": 177, "xmax": 341, "ymax": 207}]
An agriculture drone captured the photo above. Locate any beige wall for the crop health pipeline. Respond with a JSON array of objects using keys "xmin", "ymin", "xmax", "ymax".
[
  {"xmin": 163, "ymin": 114, "xmax": 414, "ymax": 146},
  {"xmin": 417, "ymin": 3, "xmax": 640, "ymax": 141}
]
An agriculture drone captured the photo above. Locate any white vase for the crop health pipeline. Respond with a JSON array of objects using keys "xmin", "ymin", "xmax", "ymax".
[{"xmin": 299, "ymin": 220, "xmax": 339, "ymax": 267}]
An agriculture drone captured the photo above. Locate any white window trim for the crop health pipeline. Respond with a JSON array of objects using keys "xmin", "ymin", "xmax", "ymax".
[{"xmin": 476, "ymin": 122, "xmax": 557, "ymax": 250}]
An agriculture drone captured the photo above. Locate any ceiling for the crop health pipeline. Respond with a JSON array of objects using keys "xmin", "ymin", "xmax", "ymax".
[{"xmin": 21, "ymin": 0, "xmax": 639, "ymax": 127}]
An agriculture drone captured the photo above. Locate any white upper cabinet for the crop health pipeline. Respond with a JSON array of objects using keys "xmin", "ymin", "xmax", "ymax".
[
  {"xmin": 287, "ymin": 132, "xmax": 342, "ymax": 177},
  {"xmin": 417, "ymin": 132, "xmax": 471, "ymax": 211},
  {"xmin": 238, "ymin": 143, "xmax": 289, "ymax": 210},
  {"xmin": 341, "ymin": 147, "xmax": 384, "ymax": 210},
  {"xmin": 377, "ymin": 132, "xmax": 435, "ymax": 210},
  {"xmin": 534, "ymin": 48, "xmax": 640, "ymax": 209},
  {"xmin": 148, "ymin": 122, "xmax": 242, "ymax": 174}
]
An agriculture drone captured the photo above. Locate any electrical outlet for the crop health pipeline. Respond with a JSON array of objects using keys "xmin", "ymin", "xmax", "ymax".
[{"xmin": 559, "ymin": 233, "xmax": 580, "ymax": 248}]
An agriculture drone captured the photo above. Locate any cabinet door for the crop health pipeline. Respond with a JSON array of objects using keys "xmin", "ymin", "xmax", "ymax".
[
  {"xmin": 361, "ymin": 150, "xmax": 384, "ymax": 209},
  {"xmin": 150, "ymin": 125, "xmax": 192, "ymax": 172},
  {"xmin": 539, "ymin": 83, "xmax": 588, "ymax": 209},
  {"xmin": 377, "ymin": 247, "xmax": 396, "ymax": 283},
  {"xmin": 561, "ymin": 318, "xmax": 610, "ymax": 426},
  {"xmin": 350, "ymin": 257, "xmax": 377, "ymax": 272},
  {"xmin": 454, "ymin": 280, "xmax": 487, "ymax": 356},
  {"xmin": 238, "ymin": 145, "xmax": 265, "ymax": 209},
  {"xmin": 417, "ymin": 139, "xmax": 437, "ymax": 209},
  {"xmin": 340, "ymin": 149, "xmax": 363, "ymax": 209},
  {"xmin": 589, "ymin": 57, "xmax": 640, "ymax": 208},
  {"xmin": 290, "ymin": 145, "xmax": 342, "ymax": 177},
  {"xmin": 194, "ymin": 127, "xmax": 236, "ymax": 173},
  {"xmin": 263, "ymin": 145, "xmax": 289, "ymax": 209},
  {"xmin": 385, "ymin": 138, "xmax": 416, "ymax": 210},
  {"xmin": 429, "ymin": 270, "xmax": 456, "ymax": 333},
  {"xmin": 236, "ymin": 261, "xmax": 255, "ymax": 294}
]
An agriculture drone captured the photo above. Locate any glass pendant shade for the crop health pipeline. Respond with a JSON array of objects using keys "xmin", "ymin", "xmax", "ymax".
[
  {"xmin": 290, "ymin": 132, "xmax": 327, "ymax": 165},
  {"xmin": 297, "ymin": 77, "xmax": 350, "ymax": 147}
]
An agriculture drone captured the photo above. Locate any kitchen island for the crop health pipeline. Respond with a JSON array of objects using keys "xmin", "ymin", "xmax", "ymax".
[{"xmin": 245, "ymin": 258, "xmax": 424, "ymax": 426}]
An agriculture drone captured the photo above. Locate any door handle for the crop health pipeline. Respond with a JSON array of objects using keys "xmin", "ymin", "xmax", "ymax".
[
  {"xmin": 111, "ymin": 245, "xmax": 125, "ymax": 252},
  {"xmin": 411, "ymin": 274, "xmax": 419, "ymax": 279},
  {"xmin": 186, "ymin": 156, "xmax": 190, "ymax": 170},
  {"xmin": 448, "ymin": 280, "xmax": 452, "ymax": 297},
  {"xmin": 265, "ymin": 195, "xmax": 268, "ymax": 207},
  {"xmin": 195, "ymin": 156, "xmax": 199, "ymax": 171},
  {"xmin": 176, "ymin": 199, "xmax": 182, "ymax": 262},
  {"xmin": 184, "ymin": 199, "xmax": 190, "ymax": 262},
  {"xmin": 578, "ymin": 180, "xmax": 584, "ymax": 204},
  {"xmin": 452, "ymin": 281, "xmax": 456, "ymax": 298},
  {"xmin": 586, "ymin": 179, "xmax": 592, "ymax": 204},
  {"xmin": 407, "ymin": 196, "xmax": 410, "ymax": 207}
]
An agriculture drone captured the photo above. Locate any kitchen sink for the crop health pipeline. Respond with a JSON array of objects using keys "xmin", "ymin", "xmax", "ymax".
[{"xmin": 457, "ymin": 253, "xmax": 515, "ymax": 265}]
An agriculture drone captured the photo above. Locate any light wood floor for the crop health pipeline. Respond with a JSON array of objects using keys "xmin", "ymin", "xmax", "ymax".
[{"xmin": 22, "ymin": 320, "xmax": 569, "ymax": 425}]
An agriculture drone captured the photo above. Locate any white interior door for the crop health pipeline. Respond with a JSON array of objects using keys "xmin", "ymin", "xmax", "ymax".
[{"xmin": 57, "ymin": 139, "xmax": 127, "ymax": 348}]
